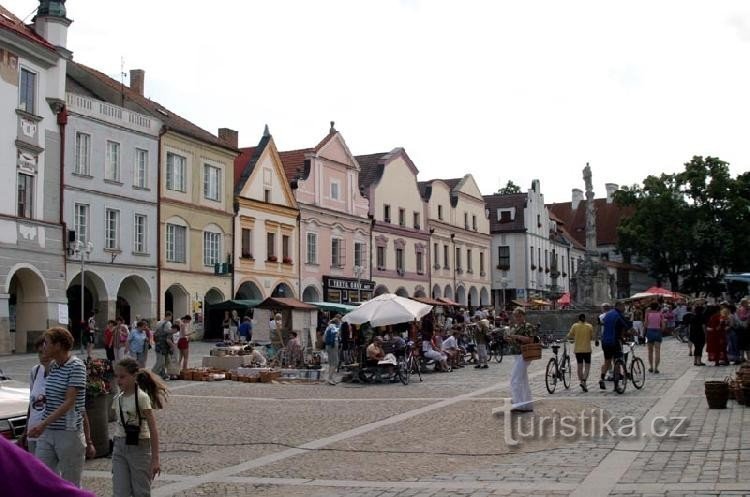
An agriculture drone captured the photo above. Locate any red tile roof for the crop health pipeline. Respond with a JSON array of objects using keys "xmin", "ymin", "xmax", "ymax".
[
  {"xmin": 277, "ymin": 148, "xmax": 312, "ymax": 182},
  {"xmin": 234, "ymin": 146, "xmax": 257, "ymax": 191},
  {"xmin": 0, "ymin": 6, "xmax": 56, "ymax": 52},
  {"xmin": 547, "ymin": 198, "xmax": 634, "ymax": 247}
]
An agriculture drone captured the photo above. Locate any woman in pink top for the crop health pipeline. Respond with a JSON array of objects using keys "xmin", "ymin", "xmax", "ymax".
[
  {"xmin": 738, "ymin": 298, "xmax": 750, "ymax": 363},
  {"xmin": 644, "ymin": 302, "xmax": 664, "ymax": 374}
]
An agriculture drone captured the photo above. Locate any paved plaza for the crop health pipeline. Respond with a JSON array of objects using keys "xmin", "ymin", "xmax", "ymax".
[{"xmin": 2, "ymin": 339, "xmax": 749, "ymax": 497}]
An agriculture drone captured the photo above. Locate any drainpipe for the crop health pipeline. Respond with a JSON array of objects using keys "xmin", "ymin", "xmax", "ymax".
[
  {"xmin": 296, "ymin": 210, "xmax": 301, "ymax": 299},
  {"xmin": 451, "ymin": 233, "xmax": 456, "ymax": 300},
  {"xmin": 57, "ymin": 105, "xmax": 68, "ymax": 277},
  {"xmin": 156, "ymin": 125, "xmax": 167, "ymax": 316},
  {"xmin": 369, "ymin": 215, "xmax": 374, "ymax": 283},
  {"xmin": 231, "ymin": 199, "xmax": 238, "ymax": 300}
]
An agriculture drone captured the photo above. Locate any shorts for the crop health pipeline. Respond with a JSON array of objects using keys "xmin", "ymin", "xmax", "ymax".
[
  {"xmin": 646, "ymin": 329, "xmax": 663, "ymax": 343},
  {"xmin": 87, "ymin": 333, "xmax": 96, "ymax": 345},
  {"xmin": 177, "ymin": 337, "xmax": 189, "ymax": 350},
  {"xmin": 602, "ymin": 344, "xmax": 621, "ymax": 360},
  {"xmin": 575, "ymin": 352, "xmax": 592, "ymax": 364}
]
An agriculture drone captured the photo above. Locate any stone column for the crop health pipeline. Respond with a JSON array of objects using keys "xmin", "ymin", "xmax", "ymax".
[{"xmin": 0, "ymin": 293, "xmax": 11, "ymax": 354}]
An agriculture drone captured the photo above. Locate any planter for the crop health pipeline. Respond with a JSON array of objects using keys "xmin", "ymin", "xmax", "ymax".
[
  {"xmin": 86, "ymin": 394, "xmax": 110, "ymax": 457},
  {"xmin": 704, "ymin": 381, "xmax": 729, "ymax": 409}
]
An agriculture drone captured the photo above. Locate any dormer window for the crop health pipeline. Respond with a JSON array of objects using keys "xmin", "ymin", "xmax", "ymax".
[{"xmin": 497, "ymin": 208, "xmax": 514, "ymax": 222}]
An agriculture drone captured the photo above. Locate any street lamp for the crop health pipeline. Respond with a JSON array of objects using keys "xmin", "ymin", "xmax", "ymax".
[
  {"xmin": 353, "ymin": 265, "xmax": 365, "ymax": 303},
  {"xmin": 74, "ymin": 240, "xmax": 93, "ymax": 353}
]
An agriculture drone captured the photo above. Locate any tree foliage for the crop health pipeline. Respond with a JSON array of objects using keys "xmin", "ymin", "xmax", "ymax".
[
  {"xmin": 615, "ymin": 156, "xmax": 749, "ymax": 295},
  {"xmin": 498, "ymin": 180, "xmax": 521, "ymax": 194}
]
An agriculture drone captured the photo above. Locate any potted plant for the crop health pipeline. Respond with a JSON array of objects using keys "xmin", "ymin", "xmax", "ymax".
[
  {"xmin": 268, "ymin": 255, "xmax": 278, "ymax": 262},
  {"xmin": 283, "ymin": 256, "xmax": 293, "ymax": 264},
  {"xmin": 85, "ymin": 358, "xmax": 113, "ymax": 457}
]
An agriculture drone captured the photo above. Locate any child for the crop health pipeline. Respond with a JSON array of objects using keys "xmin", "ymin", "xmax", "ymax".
[{"xmin": 112, "ymin": 358, "xmax": 167, "ymax": 497}]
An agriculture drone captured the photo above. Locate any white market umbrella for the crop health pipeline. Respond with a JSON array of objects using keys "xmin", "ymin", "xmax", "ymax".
[{"xmin": 342, "ymin": 293, "xmax": 433, "ymax": 327}]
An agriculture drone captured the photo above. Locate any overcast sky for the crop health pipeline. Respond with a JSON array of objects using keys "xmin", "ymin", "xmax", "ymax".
[{"xmin": 7, "ymin": 0, "xmax": 750, "ymax": 203}]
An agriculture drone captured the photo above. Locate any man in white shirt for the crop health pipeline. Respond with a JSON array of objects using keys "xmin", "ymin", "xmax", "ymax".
[{"xmin": 441, "ymin": 331, "xmax": 461, "ymax": 368}]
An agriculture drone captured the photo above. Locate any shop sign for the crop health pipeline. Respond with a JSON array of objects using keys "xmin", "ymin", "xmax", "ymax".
[{"xmin": 323, "ymin": 276, "xmax": 374, "ymax": 292}]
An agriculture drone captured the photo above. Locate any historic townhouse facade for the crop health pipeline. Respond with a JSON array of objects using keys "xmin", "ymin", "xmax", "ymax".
[
  {"xmin": 63, "ymin": 66, "xmax": 160, "ymax": 333},
  {"xmin": 234, "ymin": 127, "xmax": 299, "ymax": 305},
  {"xmin": 419, "ymin": 175, "xmax": 491, "ymax": 307},
  {"xmin": 279, "ymin": 125, "xmax": 372, "ymax": 305},
  {"xmin": 0, "ymin": 2, "xmax": 69, "ymax": 353},
  {"xmin": 484, "ymin": 180, "xmax": 585, "ymax": 308},
  {"xmin": 356, "ymin": 149, "xmax": 430, "ymax": 298},
  {"xmin": 67, "ymin": 63, "xmax": 238, "ymax": 333}
]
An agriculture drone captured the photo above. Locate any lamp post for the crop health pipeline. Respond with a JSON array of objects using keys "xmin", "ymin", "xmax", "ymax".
[
  {"xmin": 74, "ymin": 240, "xmax": 94, "ymax": 353},
  {"xmin": 353, "ymin": 265, "xmax": 364, "ymax": 302}
]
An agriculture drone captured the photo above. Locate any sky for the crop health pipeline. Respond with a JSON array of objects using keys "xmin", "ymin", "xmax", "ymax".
[{"xmin": 5, "ymin": 0, "xmax": 750, "ymax": 203}]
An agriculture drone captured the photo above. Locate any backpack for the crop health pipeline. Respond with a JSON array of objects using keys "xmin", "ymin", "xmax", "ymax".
[{"xmin": 324, "ymin": 324, "xmax": 338, "ymax": 346}]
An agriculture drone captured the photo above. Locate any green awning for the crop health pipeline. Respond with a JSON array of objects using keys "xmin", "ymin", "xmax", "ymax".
[
  {"xmin": 208, "ymin": 299, "xmax": 262, "ymax": 311},
  {"xmin": 308, "ymin": 301, "xmax": 358, "ymax": 314}
]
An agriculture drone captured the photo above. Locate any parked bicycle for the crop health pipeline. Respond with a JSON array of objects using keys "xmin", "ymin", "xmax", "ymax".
[
  {"xmin": 545, "ymin": 339, "xmax": 572, "ymax": 393},
  {"xmin": 404, "ymin": 340, "xmax": 423, "ymax": 382},
  {"xmin": 487, "ymin": 329, "xmax": 508, "ymax": 363}
]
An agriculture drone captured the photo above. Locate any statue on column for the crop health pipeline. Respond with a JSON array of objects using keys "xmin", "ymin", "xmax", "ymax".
[{"xmin": 583, "ymin": 163, "xmax": 597, "ymax": 254}]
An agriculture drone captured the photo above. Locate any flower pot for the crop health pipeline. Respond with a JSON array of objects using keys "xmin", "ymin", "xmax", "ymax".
[{"xmin": 86, "ymin": 394, "xmax": 110, "ymax": 457}]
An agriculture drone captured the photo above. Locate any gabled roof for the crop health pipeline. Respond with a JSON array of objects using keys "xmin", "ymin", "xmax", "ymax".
[
  {"xmin": 547, "ymin": 198, "xmax": 634, "ymax": 247},
  {"xmin": 66, "ymin": 60, "xmax": 237, "ymax": 153},
  {"xmin": 234, "ymin": 145, "xmax": 258, "ymax": 193},
  {"xmin": 0, "ymin": 5, "xmax": 56, "ymax": 52},
  {"xmin": 355, "ymin": 152, "xmax": 388, "ymax": 194},
  {"xmin": 483, "ymin": 193, "xmax": 527, "ymax": 233}
]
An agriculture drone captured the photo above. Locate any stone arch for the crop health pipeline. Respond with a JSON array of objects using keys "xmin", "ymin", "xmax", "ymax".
[
  {"xmin": 8, "ymin": 266, "xmax": 50, "ymax": 352},
  {"xmin": 395, "ymin": 287, "xmax": 409, "ymax": 298},
  {"xmin": 468, "ymin": 286, "xmax": 478, "ymax": 307},
  {"xmin": 302, "ymin": 285, "xmax": 321, "ymax": 302},
  {"xmin": 413, "ymin": 285, "xmax": 426, "ymax": 298},
  {"xmin": 374, "ymin": 284, "xmax": 389, "ymax": 296},
  {"xmin": 480, "ymin": 287, "xmax": 490, "ymax": 306},
  {"xmin": 67, "ymin": 269, "xmax": 108, "ymax": 346},
  {"xmin": 432, "ymin": 284, "xmax": 442, "ymax": 299},
  {"xmin": 116, "ymin": 274, "xmax": 152, "ymax": 325},
  {"xmin": 444, "ymin": 284, "xmax": 453, "ymax": 300},
  {"xmin": 272, "ymin": 281, "xmax": 295, "ymax": 299},
  {"xmin": 235, "ymin": 280, "xmax": 263, "ymax": 300},
  {"xmin": 456, "ymin": 285, "xmax": 466, "ymax": 305},
  {"xmin": 164, "ymin": 283, "xmax": 190, "ymax": 319},
  {"xmin": 204, "ymin": 287, "xmax": 225, "ymax": 304}
]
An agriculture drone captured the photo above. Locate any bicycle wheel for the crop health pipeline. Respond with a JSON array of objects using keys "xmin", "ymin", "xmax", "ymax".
[
  {"xmin": 613, "ymin": 358, "xmax": 628, "ymax": 394},
  {"xmin": 408, "ymin": 355, "xmax": 423, "ymax": 382},
  {"xmin": 494, "ymin": 342, "xmax": 504, "ymax": 363},
  {"xmin": 398, "ymin": 361, "xmax": 409, "ymax": 385},
  {"xmin": 545, "ymin": 358, "xmax": 558, "ymax": 394},
  {"xmin": 561, "ymin": 355, "xmax": 572, "ymax": 390},
  {"xmin": 630, "ymin": 357, "xmax": 645, "ymax": 389}
]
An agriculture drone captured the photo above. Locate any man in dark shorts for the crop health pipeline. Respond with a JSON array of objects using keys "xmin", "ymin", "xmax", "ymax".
[{"xmin": 599, "ymin": 301, "xmax": 632, "ymax": 390}]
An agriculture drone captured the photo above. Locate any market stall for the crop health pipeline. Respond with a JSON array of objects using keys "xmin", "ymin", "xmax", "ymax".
[{"xmin": 253, "ymin": 297, "xmax": 318, "ymax": 350}]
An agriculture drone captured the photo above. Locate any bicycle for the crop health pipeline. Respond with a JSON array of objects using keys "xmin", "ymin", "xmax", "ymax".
[
  {"xmin": 545, "ymin": 340, "xmax": 572, "ymax": 393},
  {"xmin": 404, "ymin": 341, "xmax": 423, "ymax": 382},
  {"xmin": 622, "ymin": 340, "xmax": 646, "ymax": 390},
  {"xmin": 487, "ymin": 329, "xmax": 508, "ymax": 363}
]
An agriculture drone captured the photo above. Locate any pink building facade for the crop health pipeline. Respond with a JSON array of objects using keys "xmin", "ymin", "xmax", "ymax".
[{"xmin": 279, "ymin": 125, "xmax": 373, "ymax": 304}]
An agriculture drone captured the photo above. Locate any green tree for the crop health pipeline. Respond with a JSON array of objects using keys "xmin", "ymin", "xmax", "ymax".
[{"xmin": 497, "ymin": 180, "xmax": 521, "ymax": 194}]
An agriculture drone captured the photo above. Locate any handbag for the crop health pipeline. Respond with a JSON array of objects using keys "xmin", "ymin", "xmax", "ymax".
[{"xmin": 119, "ymin": 386, "xmax": 142, "ymax": 446}]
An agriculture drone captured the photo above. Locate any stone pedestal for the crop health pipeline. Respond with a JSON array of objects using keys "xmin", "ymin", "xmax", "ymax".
[{"xmin": 571, "ymin": 257, "xmax": 613, "ymax": 307}]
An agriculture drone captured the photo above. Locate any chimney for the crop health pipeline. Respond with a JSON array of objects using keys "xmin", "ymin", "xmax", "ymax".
[
  {"xmin": 605, "ymin": 183, "xmax": 618, "ymax": 204},
  {"xmin": 130, "ymin": 69, "xmax": 145, "ymax": 96},
  {"xmin": 572, "ymin": 188, "xmax": 583, "ymax": 210},
  {"xmin": 218, "ymin": 128, "xmax": 238, "ymax": 148}
]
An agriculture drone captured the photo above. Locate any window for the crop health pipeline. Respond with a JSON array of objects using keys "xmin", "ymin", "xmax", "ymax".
[
  {"xmin": 330, "ymin": 182, "xmax": 339, "ymax": 200},
  {"xmin": 530, "ymin": 246, "xmax": 535, "ymax": 265},
  {"xmin": 306, "ymin": 232, "xmax": 317, "ymax": 264},
  {"xmin": 398, "ymin": 208, "xmax": 405, "ymax": 226},
  {"xmin": 19, "ymin": 68, "xmax": 35, "ymax": 114},
  {"xmin": 498, "ymin": 246, "xmax": 510, "ymax": 269},
  {"xmin": 377, "ymin": 246, "xmax": 386, "ymax": 269},
  {"xmin": 456, "ymin": 247, "xmax": 462, "ymax": 270},
  {"xmin": 203, "ymin": 164, "xmax": 221, "ymax": 201},
  {"xmin": 133, "ymin": 214, "xmax": 147, "ymax": 253},
  {"xmin": 396, "ymin": 248, "xmax": 404, "ymax": 273},
  {"xmin": 438, "ymin": 204, "xmax": 443, "ymax": 220},
  {"xmin": 467, "ymin": 249, "xmax": 473, "ymax": 272},
  {"xmin": 282, "ymin": 235, "xmax": 290, "ymax": 261},
  {"xmin": 384, "ymin": 204, "xmax": 391, "ymax": 222},
  {"xmin": 545, "ymin": 249, "xmax": 549, "ymax": 269},
  {"xmin": 166, "ymin": 152, "xmax": 186, "ymax": 192},
  {"xmin": 498, "ymin": 209, "xmax": 512, "ymax": 222},
  {"xmin": 413, "ymin": 212, "xmax": 420, "ymax": 229},
  {"xmin": 433, "ymin": 242, "xmax": 439, "ymax": 268},
  {"xmin": 267, "ymin": 232, "xmax": 276, "ymax": 260},
  {"xmin": 74, "ymin": 203, "xmax": 89, "ymax": 244},
  {"xmin": 17, "ymin": 173, "xmax": 33, "ymax": 218},
  {"xmin": 166, "ymin": 224, "xmax": 186, "ymax": 263},
  {"xmin": 331, "ymin": 238, "xmax": 345, "ymax": 267},
  {"xmin": 443, "ymin": 244, "xmax": 449, "ymax": 269},
  {"xmin": 264, "ymin": 189, "xmax": 271, "ymax": 203},
  {"xmin": 134, "ymin": 148, "xmax": 148, "ymax": 188},
  {"xmin": 203, "ymin": 231, "xmax": 221, "ymax": 266},
  {"xmin": 74, "ymin": 133, "xmax": 91, "ymax": 175},
  {"xmin": 416, "ymin": 252, "xmax": 424, "ymax": 274},
  {"xmin": 105, "ymin": 141, "xmax": 121, "ymax": 181},
  {"xmin": 480, "ymin": 251, "xmax": 485, "ymax": 274},
  {"xmin": 538, "ymin": 248, "xmax": 542, "ymax": 268},
  {"xmin": 354, "ymin": 242, "xmax": 364, "ymax": 268},
  {"xmin": 241, "ymin": 228, "xmax": 253, "ymax": 258},
  {"xmin": 472, "ymin": 215, "xmax": 477, "ymax": 231},
  {"xmin": 104, "ymin": 209, "xmax": 120, "ymax": 250}
]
